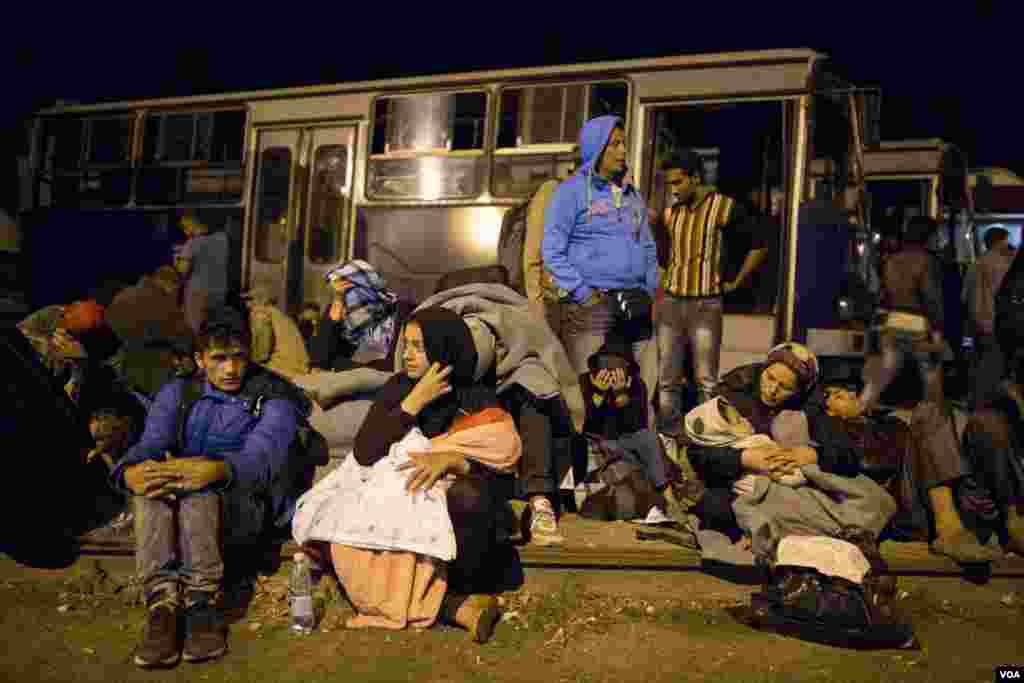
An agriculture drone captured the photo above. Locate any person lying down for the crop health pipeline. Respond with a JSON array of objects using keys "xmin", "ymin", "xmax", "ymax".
[{"xmin": 684, "ymin": 396, "xmax": 808, "ymax": 495}]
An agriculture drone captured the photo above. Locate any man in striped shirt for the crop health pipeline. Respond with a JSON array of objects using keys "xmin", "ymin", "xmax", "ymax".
[{"xmin": 655, "ymin": 150, "xmax": 768, "ymax": 437}]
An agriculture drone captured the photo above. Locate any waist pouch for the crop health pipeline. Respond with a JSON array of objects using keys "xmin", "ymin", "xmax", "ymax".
[{"xmin": 607, "ymin": 289, "xmax": 653, "ymax": 342}]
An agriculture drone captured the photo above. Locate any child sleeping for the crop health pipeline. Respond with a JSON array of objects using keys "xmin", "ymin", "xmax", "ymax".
[{"xmin": 683, "ymin": 396, "xmax": 808, "ymax": 496}]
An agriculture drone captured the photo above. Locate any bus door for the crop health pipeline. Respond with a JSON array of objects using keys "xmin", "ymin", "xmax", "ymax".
[{"xmin": 248, "ymin": 124, "xmax": 356, "ymax": 315}]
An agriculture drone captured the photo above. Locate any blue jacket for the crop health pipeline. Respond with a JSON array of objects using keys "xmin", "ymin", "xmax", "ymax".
[
  {"xmin": 542, "ymin": 115, "xmax": 658, "ymax": 303},
  {"xmin": 113, "ymin": 376, "xmax": 301, "ymax": 528}
]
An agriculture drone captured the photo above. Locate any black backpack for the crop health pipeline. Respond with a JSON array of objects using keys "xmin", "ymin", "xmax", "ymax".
[{"xmin": 577, "ymin": 438, "xmax": 661, "ymax": 521}]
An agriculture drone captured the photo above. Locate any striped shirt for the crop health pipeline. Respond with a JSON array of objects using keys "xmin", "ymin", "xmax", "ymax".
[{"xmin": 662, "ymin": 192, "xmax": 749, "ymax": 298}]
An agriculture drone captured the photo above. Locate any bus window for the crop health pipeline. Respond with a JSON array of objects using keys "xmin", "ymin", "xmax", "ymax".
[
  {"xmin": 143, "ymin": 110, "xmax": 246, "ymax": 164},
  {"xmin": 866, "ymin": 179, "xmax": 932, "ymax": 237},
  {"xmin": 809, "ymin": 92, "xmax": 854, "ymax": 204},
  {"xmin": 254, "ymin": 147, "xmax": 291, "ymax": 264},
  {"xmin": 308, "ymin": 145, "xmax": 349, "ymax": 265},
  {"xmin": 367, "ymin": 92, "xmax": 486, "ymax": 200},
  {"xmin": 491, "ymin": 151, "xmax": 577, "ymax": 198},
  {"xmin": 163, "ymin": 113, "xmax": 197, "ymax": 162},
  {"xmin": 649, "ymin": 101, "xmax": 785, "ymax": 315},
  {"xmin": 87, "ymin": 117, "xmax": 133, "ymax": 165},
  {"xmin": 42, "ymin": 117, "xmax": 84, "ymax": 172},
  {"xmin": 492, "ymin": 81, "xmax": 625, "ymax": 198}
]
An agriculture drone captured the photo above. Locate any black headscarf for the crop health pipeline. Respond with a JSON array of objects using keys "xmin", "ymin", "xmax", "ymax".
[{"xmin": 404, "ymin": 307, "xmax": 496, "ymax": 437}]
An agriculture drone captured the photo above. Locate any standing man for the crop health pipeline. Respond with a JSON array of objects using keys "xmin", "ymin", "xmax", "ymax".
[
  {"xmin": 177, "ymin": 211, "xmax": 230, "ymax": 335},
  {"xmin": 655, "ymin": 150, "xmax": 767, "ymax": 437},
  {"xmin": 971, "ymin": 227, "xmax": 1016, "ymax": 406},
  {"xmin": 543, "ymin": 115, "xmax": 659, "ymax": 416},
  {"xmin": 855, "ymin": 216, "xmax": 946, "ymax": 414}
]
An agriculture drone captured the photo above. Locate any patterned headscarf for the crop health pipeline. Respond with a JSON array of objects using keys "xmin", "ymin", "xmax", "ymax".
[
  {"xmin": 324, "ymin": 260, "xmax": 399, "ymax": 347},
  {"xmin": 764, "ymin": 342, "xmax": 820, "ymax": 394}
]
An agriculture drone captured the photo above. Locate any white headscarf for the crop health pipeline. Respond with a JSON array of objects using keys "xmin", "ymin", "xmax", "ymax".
[{"xmin": 684, "ymin": 397, "xmax": 807, "ymax": 494}]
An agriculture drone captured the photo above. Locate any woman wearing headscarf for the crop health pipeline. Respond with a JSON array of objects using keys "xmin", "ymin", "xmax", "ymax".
[
  {"xmin": 309, "ymin": 259, "xmax": 411, "ymax": 373},
  {"xmin": 294, "ymin": 307, "xmax": 520, "ymax": 642},
  {"xmin": 686, "ymin": 343, "xmax": 864, "ymax": 541}
]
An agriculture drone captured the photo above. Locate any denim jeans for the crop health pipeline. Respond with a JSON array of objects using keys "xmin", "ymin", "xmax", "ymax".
[
  {"xmin": 134, "ymin": 488, "xmax": 267, "ymax": 605},
  {"xmin": 655, "ymin": 295, "xmax": 723, "ymax": 435},
  {"xmin": 605, "ymin": 428, "xmax": 673, "ymax": 490}
]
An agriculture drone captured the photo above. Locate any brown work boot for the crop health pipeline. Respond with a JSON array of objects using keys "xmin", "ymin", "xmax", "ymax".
[
  {"xmin": 133, "ymin": 601, "xmax": 181, "ymax": 669},
  {"xmin": 442, "ymin": 594, "xmax": 501, "ymax": 643},
  {"xmin": 182, "ymin": 592, "xmax": 227, "ymax": 663}
]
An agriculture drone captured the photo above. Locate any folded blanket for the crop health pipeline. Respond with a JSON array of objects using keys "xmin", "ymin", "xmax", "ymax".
[{"xmin": 398, "ymin": 284, "xmax": 586, "ymax": 431}]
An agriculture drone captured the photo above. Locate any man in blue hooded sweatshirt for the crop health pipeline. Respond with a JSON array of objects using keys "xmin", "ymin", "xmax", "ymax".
[{"xmin": 542, "ymin": 115, "xmax": 659, "ymax": 409}]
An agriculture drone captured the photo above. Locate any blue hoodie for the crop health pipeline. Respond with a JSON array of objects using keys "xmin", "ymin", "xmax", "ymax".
[{"xmin": 542, "ymin": 115, "xmax": 658, "ymax": 303}]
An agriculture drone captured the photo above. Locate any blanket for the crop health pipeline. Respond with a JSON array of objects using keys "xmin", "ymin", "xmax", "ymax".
[
  {"xmin": 682, "ymin": 399, "xmax": 897, "ymax": 568},
  {"xmin": 396, "ymin": 284, "xmax": 586, "ymax": 431}
]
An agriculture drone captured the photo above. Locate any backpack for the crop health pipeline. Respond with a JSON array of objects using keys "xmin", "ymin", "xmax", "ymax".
[
  {"xmin": 175, "ymin": 376, "xmax": 329, "ymax": 506},
  {"xmin": 743, "ymin": 532, "xmax": 914, "ymax": 650},
  {"xmin": 497, "ymin": 181, "xmax": 561, "ymax": 299},
  {"xmin": 577, "ymin": 438, "xmax": 661, "ymax": 521},
  {"xmin": 497, "ymin": 198, "xmax": 531, "ymax": 296}
]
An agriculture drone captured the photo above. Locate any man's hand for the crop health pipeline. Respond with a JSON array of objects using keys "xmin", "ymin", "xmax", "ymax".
[
  {"xmin": 397, "ymin": 451, "xmax": 471, "ymax": 493},
  {"xmin": 53, "ymin": 329, "xmax": 87, "ymax": 360},
  {"xmin": 124, "ymin": 457, "xmax": 182, "ymax": 499},
  {"xmin": 591, "ymin": 369, "xmax": 613, "ymax": 392},
  {"xmin": 580, "ymin": 291, "xmax": 603, "ymax": 308},
  {"xmin": 86, "ymin": 448, "xmax": 116, "ymax": 470},
  {"xmin": 160, "ymin": 455, "xmax": 229, "ymax": 493},
  {"xmin": 609, "ymin": 369, "xmax": 631, "ymax": 392}
]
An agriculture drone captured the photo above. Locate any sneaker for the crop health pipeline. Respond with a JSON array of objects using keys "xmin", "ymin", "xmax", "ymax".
[
  {"xmin": 133, "ymin": 604, "xmax": 180, "ymax": 669},
  {"xmin": 930, "ymin": 530, "xmax": 997, "ymax": 564},
  {"xmin": 182, "ymin": 594, "xmax": 227, "ymax": 663},
  {"xmin": 525, "ymin": 501, "xmax": 565, "ymax": 547},
  {"xmin": 632, "ymin": 506, "xmax": 671, "ymax": 525}
]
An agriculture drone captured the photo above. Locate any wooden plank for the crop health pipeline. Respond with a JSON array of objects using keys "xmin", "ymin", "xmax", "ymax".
[{"xmin": 74, "ymin": 538, "xmax": 1024, "ymax": 576}]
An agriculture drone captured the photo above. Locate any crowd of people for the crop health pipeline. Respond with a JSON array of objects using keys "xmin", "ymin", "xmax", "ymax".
[{"xmin": 8, "ymin": 115, "xmax": 1024, "ymax": 667}]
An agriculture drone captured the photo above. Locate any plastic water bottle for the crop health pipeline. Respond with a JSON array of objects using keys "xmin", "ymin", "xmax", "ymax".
[{"xmin": 289, "ymin": 553, "xmax": 316, "ymax": 634}]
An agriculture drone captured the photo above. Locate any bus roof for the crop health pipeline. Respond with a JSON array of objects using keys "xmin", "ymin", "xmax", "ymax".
[{"xmin": 36, "ymin": 48, "xmax": 823, "ymax": 116}]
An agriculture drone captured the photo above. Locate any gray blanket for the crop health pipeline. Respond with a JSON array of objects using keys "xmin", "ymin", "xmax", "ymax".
[
  {"xmin": 695, "ymin": 465, "xmax": 898, "ymax": 567},
  {"xmin": 293, "ymin": 368, "xmax": 395, "ymax": 411},
  {"xmin": 397, "ymin": 284, "xmax": 586, "ymax": 430}
]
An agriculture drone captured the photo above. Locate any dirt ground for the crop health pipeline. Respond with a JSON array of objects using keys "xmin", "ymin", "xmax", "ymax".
[{"xmin": 2, "ymin": 554, "xmax": 1022, "ymax": 683}]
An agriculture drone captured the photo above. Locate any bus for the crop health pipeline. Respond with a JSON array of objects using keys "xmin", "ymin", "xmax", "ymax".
[{"xmin": 20, "ymin": 48, "xmax": 871, "ymax": 375}]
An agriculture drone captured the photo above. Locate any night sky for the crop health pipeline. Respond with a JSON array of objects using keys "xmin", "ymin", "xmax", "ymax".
[{"xmin": 3, "ymin": 8, "xmax": 1014, "ymax": 216}]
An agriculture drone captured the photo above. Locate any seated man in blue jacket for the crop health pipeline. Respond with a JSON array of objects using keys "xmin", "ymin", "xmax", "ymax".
[
  {"xmin": 542, "ymin": 114, "xmax": 659, "ymax": 422},
  {"xmin": 112, "ymin": 307, "xmax": 311, "ymax": 669}
]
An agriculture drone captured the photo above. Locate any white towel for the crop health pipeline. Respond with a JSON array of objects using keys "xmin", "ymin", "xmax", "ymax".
[{"xmin": 292, "ymin": 429, "xmax": 457, "ymax": 561}]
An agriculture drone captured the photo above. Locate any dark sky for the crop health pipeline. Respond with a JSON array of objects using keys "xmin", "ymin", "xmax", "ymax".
[{"xmin": 3, "ymin": 8, "xmax": 1015, "ymax": 215}]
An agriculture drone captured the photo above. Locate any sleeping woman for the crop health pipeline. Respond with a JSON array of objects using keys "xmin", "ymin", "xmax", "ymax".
[
  {"xmin": 683, "ymin": 343, "xmax": 897, "ymax": 563},
  {"xmin": 292, "ymin": 307, "xmax": 520, "ymax": 643}
]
